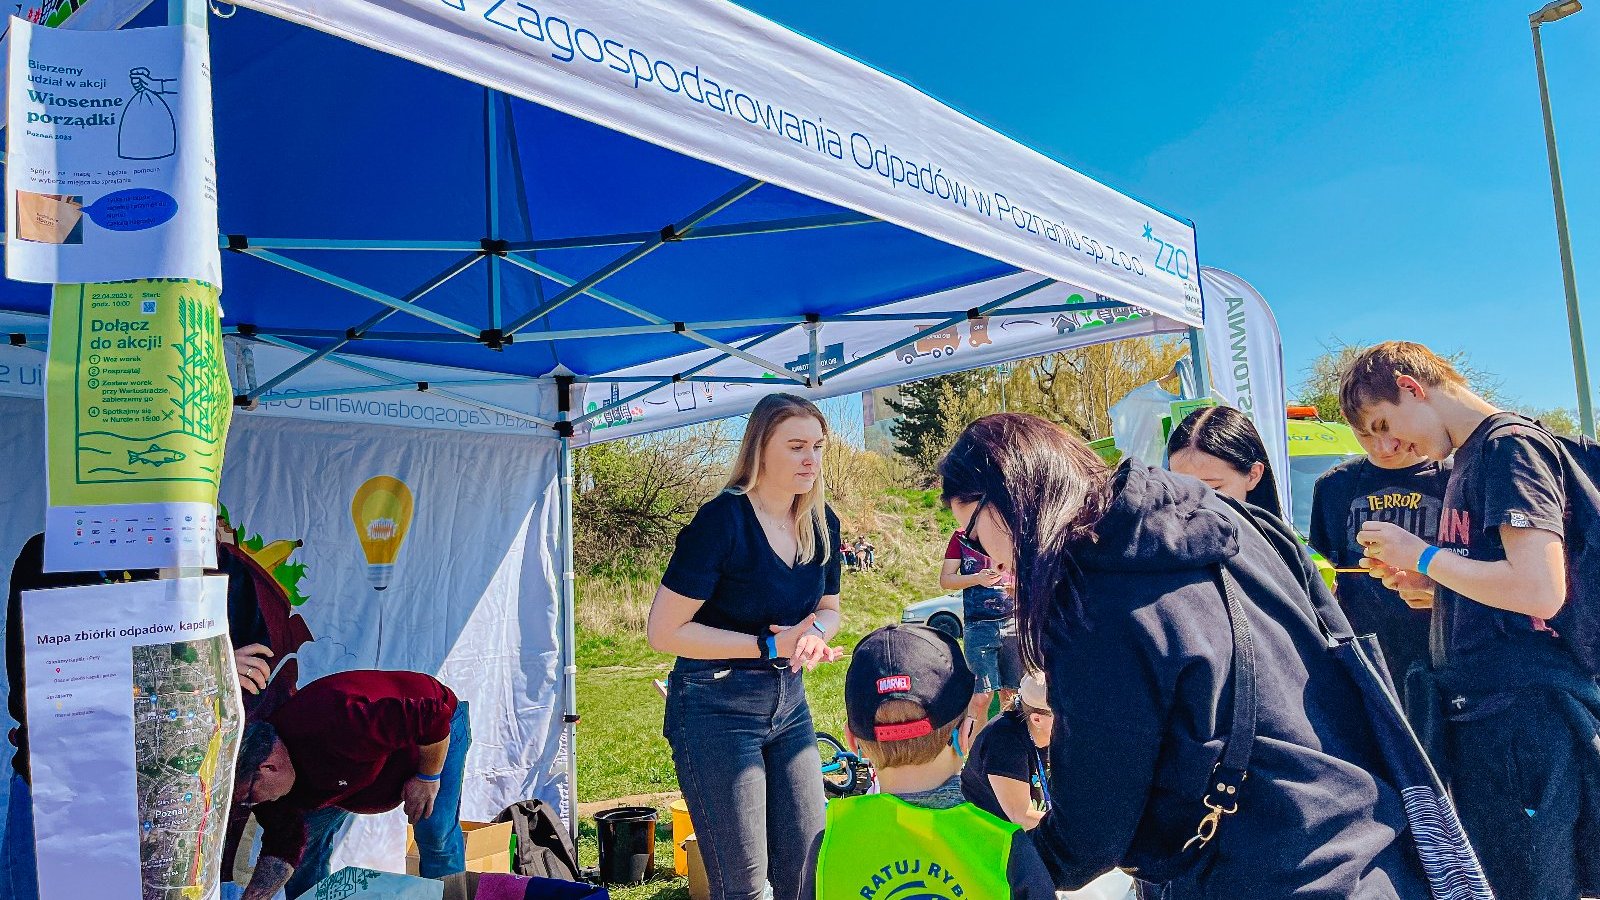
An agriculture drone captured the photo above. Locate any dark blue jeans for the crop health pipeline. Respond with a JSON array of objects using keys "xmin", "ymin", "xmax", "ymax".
[
  {"xmin": 2, "ymin": 773, "xmax": 37, "ymax": 900},
  {"xmin": 665, "ymin": 665, "xmax": 825, "ymax": 900},
  {"xmin": 284, "ymin": 700, "xmax": 472, "ymax": 898}
]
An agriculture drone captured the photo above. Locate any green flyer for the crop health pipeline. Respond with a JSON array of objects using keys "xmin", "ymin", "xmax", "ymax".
[{"xmin": 46, "ymin": 279, "xmax": 231, "ymax": 508}]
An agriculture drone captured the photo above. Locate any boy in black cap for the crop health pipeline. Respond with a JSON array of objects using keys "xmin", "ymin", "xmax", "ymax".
[{"xmin": 799, "ymin": 624, "xmax": 1056, "ymax": 900}]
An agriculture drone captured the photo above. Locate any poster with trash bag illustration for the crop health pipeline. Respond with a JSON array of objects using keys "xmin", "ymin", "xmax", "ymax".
[
  {"xmin": 42, "ymin": 280, "xmax": 230, "ymax": 571},
  {"xmin": 5, "ymin": 20, "xmax": 219, "ymax": 284}
]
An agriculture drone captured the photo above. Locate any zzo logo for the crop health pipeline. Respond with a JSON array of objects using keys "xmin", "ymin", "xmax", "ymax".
[{"xmin": 1142, "ymin": 222, "xmax": 1192, "ymax": 280}]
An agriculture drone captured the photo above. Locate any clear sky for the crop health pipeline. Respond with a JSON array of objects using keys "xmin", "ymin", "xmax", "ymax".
[{"xmin": 741, "ymin": 0, "xmax": 1600, "ymax": 412}]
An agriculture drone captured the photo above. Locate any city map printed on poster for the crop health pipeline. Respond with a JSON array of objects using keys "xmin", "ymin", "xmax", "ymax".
[
  {"xmin": 22, "ymin": 576, "xmax": 241, "ymax": 900},
  {"xmin": 135, "ymin": 633, "xmax": 238, "ymax": 900}
]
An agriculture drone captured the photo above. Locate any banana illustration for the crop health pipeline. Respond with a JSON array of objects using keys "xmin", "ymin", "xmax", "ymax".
[{"xmin": 248, "ymin": 539, "xmax": 302, "ymax": 571}]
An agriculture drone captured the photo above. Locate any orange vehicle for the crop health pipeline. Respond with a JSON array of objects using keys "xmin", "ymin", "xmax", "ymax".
[{"xmin": 895, "ymin": 325, "xmax": 960, "ymax": 363}]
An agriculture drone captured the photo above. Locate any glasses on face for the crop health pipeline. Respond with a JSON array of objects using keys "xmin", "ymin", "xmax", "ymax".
[
  {"xmin": 957, "ymin": 498, "xmax": 988, "ymax": 558},
  {"xmin": 238, "ymin": 769, "xmax": 265, "ymax": 809}
]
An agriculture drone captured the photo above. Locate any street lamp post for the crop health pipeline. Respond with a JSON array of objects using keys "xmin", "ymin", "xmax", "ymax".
[{"xmin": 1531, "ymin": 0, "xmax": 1595, "ymax": 437}]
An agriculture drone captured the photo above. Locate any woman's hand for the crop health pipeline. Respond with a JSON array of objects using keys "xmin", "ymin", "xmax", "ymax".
[
  {"xmin": 233, "ymin": 644, "xmax": 274, "ymax": 695},
  {"xmin": 771, "ymin": 615, "xmax": 843, "ymax": 672}
]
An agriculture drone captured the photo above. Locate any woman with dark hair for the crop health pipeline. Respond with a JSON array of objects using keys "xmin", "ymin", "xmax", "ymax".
[
  {"xmin": 1166, "ymin": 405, "xmax": 1284, "ymax": 520},
  {"xmin": 939, "ymin": 413, "xmax": 1427, "ymax": 899}
]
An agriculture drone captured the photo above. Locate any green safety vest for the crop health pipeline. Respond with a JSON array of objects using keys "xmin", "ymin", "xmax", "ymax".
[{"xmin": 814, "ymin": 793, "xmax": 1019, "ymax": 900}]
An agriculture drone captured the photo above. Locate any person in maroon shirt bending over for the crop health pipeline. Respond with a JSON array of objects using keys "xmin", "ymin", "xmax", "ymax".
[{"xmin": 230, "ymin": 670, "xmax": 471, "ymax": 900}]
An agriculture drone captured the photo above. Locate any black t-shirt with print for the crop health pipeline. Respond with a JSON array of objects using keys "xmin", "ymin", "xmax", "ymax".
[
  {"xmin": 1433, "ymin": 413, "xmax": 1568, "ymax": 667},
  {"xmin": 1309, "ymin": 456, "xmax": 1449, "ymax": 684},
  {"xmin": 960, "ymin": 710, "xmax": 1046, "ymax": 822},
  {"xmin": 661, "ymin": 492, "xmax": 842, "ymax": 664}
]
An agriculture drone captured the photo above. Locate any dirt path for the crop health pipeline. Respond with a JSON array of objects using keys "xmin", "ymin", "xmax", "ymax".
[{"xmin": 578, "ymin": 791, "xmax": 682, "ymax": 818}]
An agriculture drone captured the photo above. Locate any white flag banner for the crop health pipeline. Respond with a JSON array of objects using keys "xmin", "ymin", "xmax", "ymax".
[
  {"xmin": 5, "ymin": 19, "xmax": 220, "ymax": 284},
  {"xmin": 1200, "ymin": 266, "xmax": 1290, "ymax": 516}
]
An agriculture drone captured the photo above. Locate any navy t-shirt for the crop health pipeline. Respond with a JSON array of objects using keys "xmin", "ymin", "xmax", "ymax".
[
  {"xmin": 1308, "ymin": 456, "xmax": 1448, "ymax": 685},
  {"xmin": 1433, "ymin": 413, "xmax": 1569, "ymax": 667},
  {"xmin": 661, "ymin": 492, "xmax": 841, "ymax": 662}
]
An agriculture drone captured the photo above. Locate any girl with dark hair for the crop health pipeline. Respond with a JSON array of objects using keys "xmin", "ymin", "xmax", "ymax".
[
  {"xmin": 938, "ymin": 413, "xmax": 1428, "ymax": 899},
  {"xmin": 1166, "ymin": 405, "xmax": 1284, "ymax": 520}
]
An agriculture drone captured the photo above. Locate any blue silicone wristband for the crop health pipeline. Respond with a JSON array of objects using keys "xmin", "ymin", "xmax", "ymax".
[
  {"xmin": 764, "ymin": 634, "xmax": 779, "ymax": 659},
  {"xmin": 414, "ymin": 771, "xmax": 442, "ymax": 783},
  {"xmin": 1416, "ymin": 545, "xmax": 1441, "ymax": 577}
]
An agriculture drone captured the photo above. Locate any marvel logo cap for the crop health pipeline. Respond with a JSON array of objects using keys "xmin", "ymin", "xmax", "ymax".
[{"xmin": 845, "ymin": 624, "xmax": 974, "ymax": 742}]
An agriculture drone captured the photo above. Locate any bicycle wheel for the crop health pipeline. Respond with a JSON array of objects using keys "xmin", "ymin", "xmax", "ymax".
[{"xmin": 816, "ymin": 732, "xmax": 858, "ymax": 798}]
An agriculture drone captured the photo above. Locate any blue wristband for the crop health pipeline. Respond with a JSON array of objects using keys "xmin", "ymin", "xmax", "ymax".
[
  {"xmin": 763, "ymin": 633, "xmax": 779, "ymax": 659},
  {"xmin": 1416, "ymin": 545, "xmax": 1441, "ymax": 577},
  {"xmin": 414, "ymin": 771, "xmax": 442, "ymax": 783}
]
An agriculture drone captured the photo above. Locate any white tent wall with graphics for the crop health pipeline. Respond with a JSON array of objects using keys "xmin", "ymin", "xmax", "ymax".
[{"xmin": 0, "ymin": 0, "xmax": 1227, "ymax": 873}]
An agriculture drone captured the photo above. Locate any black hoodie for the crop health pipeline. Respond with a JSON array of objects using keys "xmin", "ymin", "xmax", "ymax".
[{"xmin": 1032, "ymin": 463, "xmax": 1428, "ymax": 899}]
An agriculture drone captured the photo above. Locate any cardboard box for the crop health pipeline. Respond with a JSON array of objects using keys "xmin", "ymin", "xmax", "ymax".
[
  {"xmin": 405, "ymin": 821, "xmax": 513, "ymax": 875},
  {"xmin": 312, "ymin": 866, "xmax": 444, "ymax": 900},
  {"xmin": 682, "ymin": 834, "xmax": 708, "ymax": 900}
]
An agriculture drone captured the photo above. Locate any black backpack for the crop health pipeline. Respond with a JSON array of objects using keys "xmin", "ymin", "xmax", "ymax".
[
  {"xmin": 493, "ymin": 799, "xmax": 582, "ymax": 882},
  {"xmin": 1487, "ymin": 414, "xmax": 1600, "ymax": 677}
]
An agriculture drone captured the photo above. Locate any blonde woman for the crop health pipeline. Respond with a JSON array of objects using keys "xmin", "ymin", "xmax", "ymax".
[{"xmin": 648, "ymin": 393, "xmax": 844, "ymax": 900}]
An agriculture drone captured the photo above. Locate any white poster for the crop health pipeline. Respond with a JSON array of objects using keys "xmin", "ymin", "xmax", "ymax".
[
  {"xmin": 22, "ymin": 575, "xmax": 241, "ymax": 900},
  {"xmin": 1200, "ymin": 266, "xmax": 1290, "ymax": 515},
  {"xmin": 5, "ymin": 19, "xmax": 220, "ymax": 284}
]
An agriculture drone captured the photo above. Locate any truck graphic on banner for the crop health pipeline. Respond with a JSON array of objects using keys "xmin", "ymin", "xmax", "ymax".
[
  {"xmin": 895, "ymin": 326, "xmax": 960, "ymax": 364},
  {"xmin": 783, "ymin": 342, "xmax": 845, "ymax": 376}
]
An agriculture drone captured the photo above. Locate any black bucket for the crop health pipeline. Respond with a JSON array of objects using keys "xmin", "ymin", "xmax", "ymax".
[{"xmin": 594, "ymin": 805, "xmax": 658, "ymax": 885}]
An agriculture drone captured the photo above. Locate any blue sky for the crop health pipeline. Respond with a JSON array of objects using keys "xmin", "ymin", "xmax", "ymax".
[{"xmin": 743, "ymin": 0, "xmax": 1600, "ymax": 412}]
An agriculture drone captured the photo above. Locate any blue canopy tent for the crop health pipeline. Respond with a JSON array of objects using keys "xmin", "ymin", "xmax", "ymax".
[{"xmin": 0, "ymin": 0, "xmax": 1208, "ymax": 858}]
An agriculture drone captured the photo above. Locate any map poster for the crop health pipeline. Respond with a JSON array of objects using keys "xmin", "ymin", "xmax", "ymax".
[
  {"xmin": 4, "ymin": 19, "xmax": 220, "ymax": 285},
  {"xmin": 22, "ymin": 576, "xmax": 241, "ymax": 900},
  {"xmin": 44, "ymin": 279, "xmax": 230, "ymax": 572}
]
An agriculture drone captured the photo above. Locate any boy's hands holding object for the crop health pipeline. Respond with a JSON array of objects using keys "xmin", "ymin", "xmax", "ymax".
[{"xmin": 1357, "ymin": 521, "xmax": 1437, "ymax": 609}]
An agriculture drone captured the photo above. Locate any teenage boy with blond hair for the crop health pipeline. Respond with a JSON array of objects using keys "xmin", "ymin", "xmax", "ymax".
[
  {"xmin": 1340, "ymin": 340, "xmax": 1600, "ymax": 900},
  {"xmin": 800, "ymin": 625, "xmax": 1056, "ymax": 900}
]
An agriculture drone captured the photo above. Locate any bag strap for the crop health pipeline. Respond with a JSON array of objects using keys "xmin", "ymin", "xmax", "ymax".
[{"xmin": 1184, "ymin": 565, "xmax": 1257, "ymax": 852}]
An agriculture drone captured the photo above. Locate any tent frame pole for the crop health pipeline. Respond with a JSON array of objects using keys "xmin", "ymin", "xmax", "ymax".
[
  {"xmin": 569, "ymin": 326, "xmax": 791, "ymax": 428},
  {"xmin": 1187, "ymin": 326, "xmax": 1211, "ymax": 398},
  {"xmin": 238, "ymin": 249, "xmax": 482, "ymax": 336},
  {"xmin": 556, "ymin": 382, "xmax": 580, "ymax": 839},
  {"xmin": 246, "ymin": 334, "xmax": 556, "ymax": 427},
  {"xmin": 486, "ymin": 87, "xmax": 504, "ymax": 333},
  {"xmin": 211, "ymin": 212, "xmax": 874, "ymax": 255},
  {"xmin": 504, "ymin": 178, "xmax": 764, "ymax": 336},
  {"xmin": 241, "ymin": 254, "xmax": 480, "ymax": 402},
  {"xmin": 819, "ymin": 278, "xmax": 1055, "ymax": 384}
]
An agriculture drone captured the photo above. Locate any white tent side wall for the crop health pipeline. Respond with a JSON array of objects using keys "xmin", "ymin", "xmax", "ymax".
[{"xmin": 0, "ymin": 391, "xmax": 570, "ymax": 871}]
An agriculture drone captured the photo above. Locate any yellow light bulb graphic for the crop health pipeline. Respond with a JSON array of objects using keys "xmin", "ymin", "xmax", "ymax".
[{"xmin": 351, "ymin": 475, "xmax": 414, "ymax": 591}]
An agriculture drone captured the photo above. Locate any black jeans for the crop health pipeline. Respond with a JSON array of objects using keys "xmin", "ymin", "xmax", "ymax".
[
  {"xmin": 1448, "ymin": 691, "xmax": 1595, "ymax": 900},
  {"xmin": 665, "ymin": 664, "xmax": 825, "ymax": 900}
]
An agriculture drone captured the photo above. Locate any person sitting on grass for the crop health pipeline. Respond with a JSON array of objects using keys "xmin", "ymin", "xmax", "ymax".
[{"xmin": 800, "ymin": 624, "xmax": 1055, "ymax": 900}]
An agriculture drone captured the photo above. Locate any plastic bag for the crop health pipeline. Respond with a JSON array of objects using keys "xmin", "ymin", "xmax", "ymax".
[{"xmin": 1109, "ymin": 381, "xmax": 1180, "ymax": 466}]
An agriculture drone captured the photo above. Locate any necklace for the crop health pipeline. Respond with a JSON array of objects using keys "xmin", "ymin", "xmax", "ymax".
[{"xmin": 750, "ymin": 495, "xmax": 791, "ymax": 531}]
